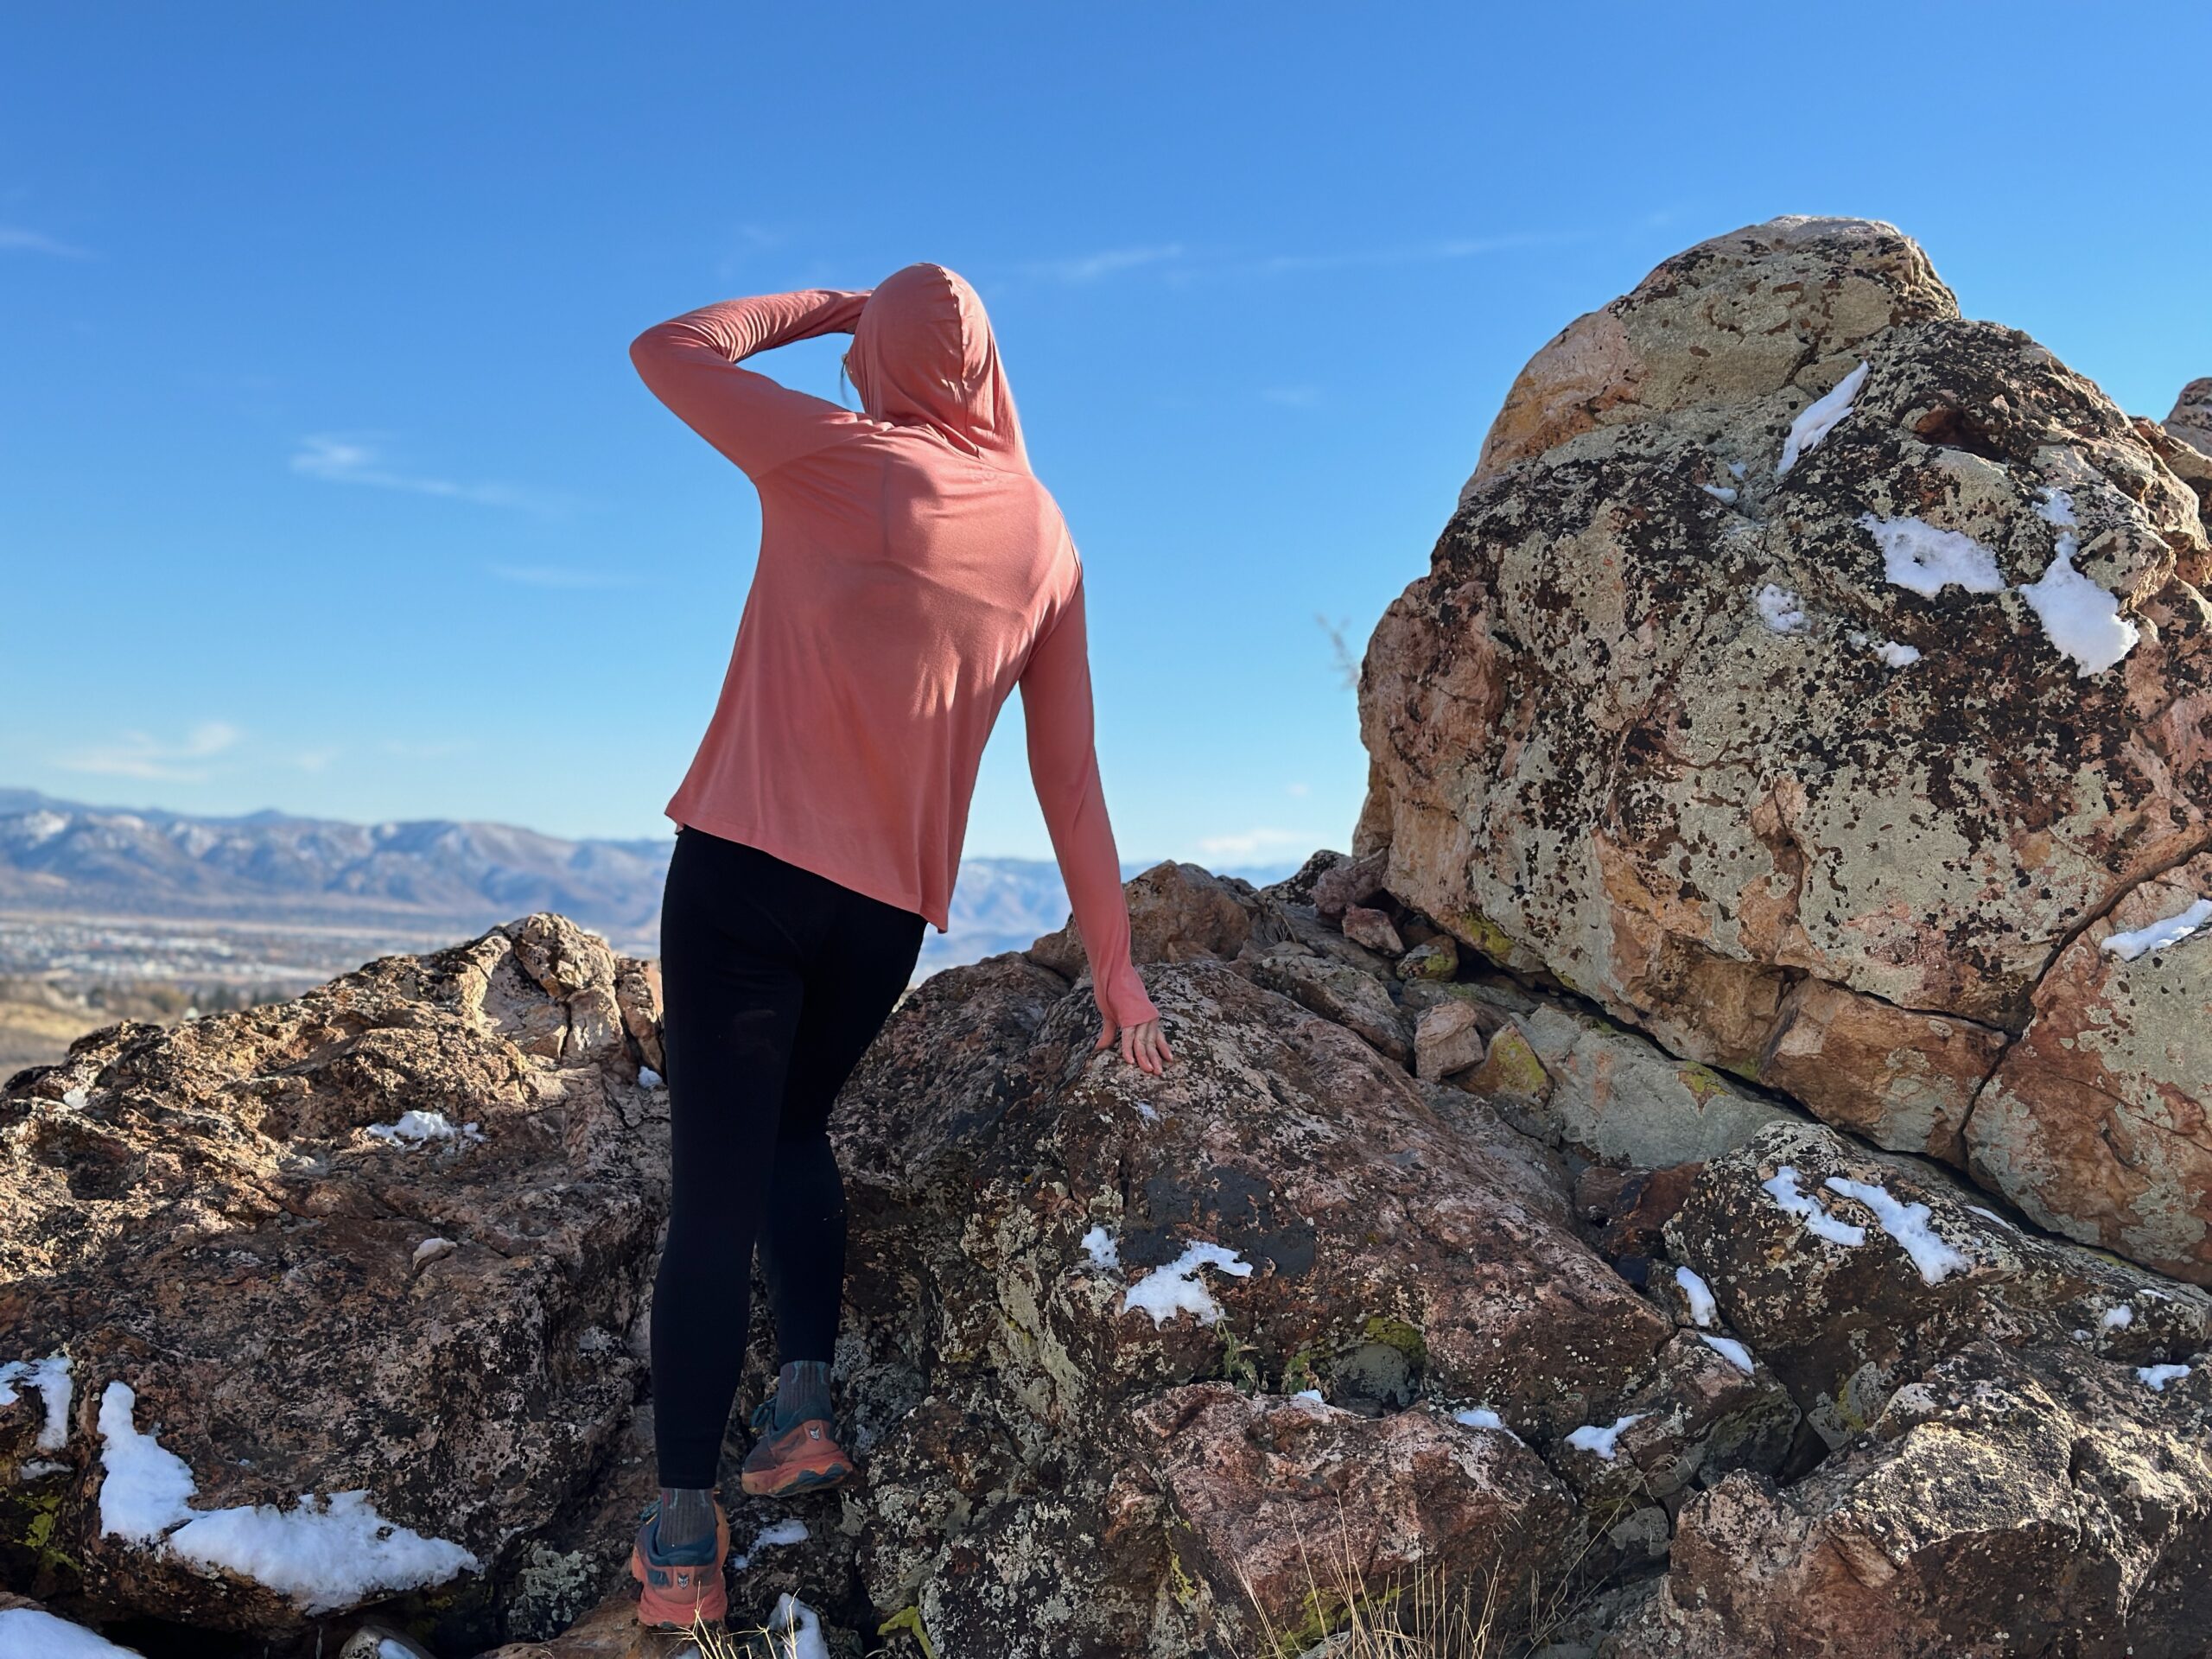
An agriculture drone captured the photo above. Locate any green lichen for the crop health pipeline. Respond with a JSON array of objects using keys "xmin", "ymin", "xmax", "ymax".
[
  {"xmin": 878, "ymin": 1605, "xmax": 938, "ymax": 1657},
  {"xmin": 1281, "ymin": 1350, "xmax": 1320, "ymax": 1396},
  {"xmin": 1455, "ymin": 911, "xmax": 1519, "ymax": 967},
  {"xmin": 1474, "ymin": 1027, "xmax": 1550, "ymax": 1098},
  {"xmin": 1270, "ymin": 1580, "xmax": 1404, "ymax": 1657},
  {"xmin": 10, "ymin": 1485, "xmax": 79, "ymax": 1575},
  {"xmin": 1166, "ymin": 1539, "xmax": 1204, "ymax": 1611},
  {"xmin": 1676, "ymin": 1061, "xmax": 1731, "ymax": 1104},
  {"xmin": 1359, "ymin": 1316, "xmax": 1427, "ymax": 1370}
]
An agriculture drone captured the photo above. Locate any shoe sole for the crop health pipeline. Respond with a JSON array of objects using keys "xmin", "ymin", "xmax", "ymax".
[
  {"xmin": 740, "ymin": 1458, "xmax": 856, "ymax": 1498},
  {"xmin": 629, "ymin": 1541, "xmax": 729, "ymax": 1628}
]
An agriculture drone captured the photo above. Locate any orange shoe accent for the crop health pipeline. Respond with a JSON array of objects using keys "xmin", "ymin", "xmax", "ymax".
[
  {"xmin": 740, "ymin": 1418, "xmax": 856, "ymax": 1497},
  {"xmin": 630, "ymin": 1495, "xmax": 730, "ymax": 1629}
]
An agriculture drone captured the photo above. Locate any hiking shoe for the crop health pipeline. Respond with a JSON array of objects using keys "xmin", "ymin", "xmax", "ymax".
[
  {"xmin": 740, "ymin": 1398, "xmax": 856, "ymax": 1497},
  {"xmin": 629, "ymin": 1491, "xmax": 729, "ymax": 1629}
]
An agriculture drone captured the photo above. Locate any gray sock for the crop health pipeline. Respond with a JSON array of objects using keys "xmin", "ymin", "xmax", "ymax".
[
  {"xmin": 772, "ymin": 1359, "xmax": 833, "ymax": 1430},
  {"xmin": 652, "ymin": 1485, "xmax": 716, "ymax": 1558}
]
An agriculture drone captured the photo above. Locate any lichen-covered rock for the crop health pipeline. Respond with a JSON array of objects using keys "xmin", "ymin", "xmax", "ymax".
[
  {"xmin": 1607, "ymin": 1341, "xmax": 2212, "ymax": 1658},
  {"xmin": 2169, "ymin": 377, "xmax": 2212, "ymax": 457},
  {"xmin": 1665, "ymin": 1120, "xmax": 2212, "ymax": 1451},
  {"xmin": 0, "ymin": 916, "xmax": 668, "ymax": 1647},
  {"xmin": 1359, "ymin": 213, "xmax": 2212, "ymax": 1271},
  {"xmin": 821, "ymin": 953, "xmax": 1688, "ymax": 1656},
  {"xmin": 1508, "ymin": 1001, "xmax": 1795, "ymax": 1166},
  {"xmin": 1029, "ymin": 859, "xmax": 1283, "ymax": 984},
  {"xmin": 1129, "ymin": 1386, "xmax": 1577, "ymax": 1653},
  {"xmin": 1967, "ymin": 853, "xmax": 2212, "ymax": 1282},
  {"xmin": 1243, "ymin": 945, "xmax": 1413, "ymax": 1065}
]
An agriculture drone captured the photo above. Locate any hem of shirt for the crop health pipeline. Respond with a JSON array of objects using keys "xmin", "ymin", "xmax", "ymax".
[{"xmin": 667, "ymin": 805, "xmax": 950, "ymax": 934}]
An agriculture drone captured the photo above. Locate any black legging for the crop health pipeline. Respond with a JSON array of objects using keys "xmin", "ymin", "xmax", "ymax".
[{"xmin": 651, "ymin": 823, "xmax": 926, "ymax": 1489}]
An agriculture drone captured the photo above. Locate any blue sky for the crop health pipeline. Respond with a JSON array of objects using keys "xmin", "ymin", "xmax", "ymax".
[{"xmin": 5, "ymin": 3, "xmax": 2209, "ymax": 868}]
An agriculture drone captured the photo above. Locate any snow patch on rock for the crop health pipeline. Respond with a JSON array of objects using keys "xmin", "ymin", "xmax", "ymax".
[
  {"xmin": 1567, "ymin": 1414, "xmax": 1645, "ymax": 1461},
  {"xmin": 95, "ymin": 1381, "xmax": 478, "ymax": 1614},
  {"xmin": 1822, "ymin": 1176, "xmax": 1973, "ymax": 1284},
  {"xmin": 1777, "ymin": 360, "xmax": 1868, "ymax": 476},
  {"xmin": 2101, "ymin": 899, "xmax": 2212, "ymax": 963},
  {"xmin": 1121, "ymin": 1242, "xmax": 1254, "ymax": 1327},
  {"xmin": 1856, "ymin": 514, "xmax": 2005, "ymax": 598},
  {"xmin": 1675, "ymin": 1266, "xmax": 1718, "ymax": 1329},
  {"xmin": 1762, "ymin": 1166, "xmax": 1867, "ymax": 1248}
]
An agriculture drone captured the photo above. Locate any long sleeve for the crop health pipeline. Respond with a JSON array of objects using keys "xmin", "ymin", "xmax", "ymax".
[
  {"xmin": 629, "ymin": 289, "xmax": 871, "ymax": 479},
  {"xmin": 1018, "ymin": 574, "xmax": 1159, "ymax": 1028}
]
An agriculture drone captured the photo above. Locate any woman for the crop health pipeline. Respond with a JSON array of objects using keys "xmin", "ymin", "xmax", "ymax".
[{"xmin": 623, "ymin": 263, "xmax": 1171, "ymax": 1629}]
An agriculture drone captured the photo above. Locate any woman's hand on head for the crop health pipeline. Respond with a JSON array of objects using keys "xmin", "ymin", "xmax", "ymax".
[{"xmin": 1096, "ymin": 1015, "xmax": 1173, "ymax": 1076}]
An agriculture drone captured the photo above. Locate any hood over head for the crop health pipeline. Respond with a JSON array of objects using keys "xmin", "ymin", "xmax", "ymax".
[{"xmin": 847, "ymin": 264, "xmax": 1028, "ymax": 470}]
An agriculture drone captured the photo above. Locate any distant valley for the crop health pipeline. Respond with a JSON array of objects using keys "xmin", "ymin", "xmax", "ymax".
[{"xmin": 0, "ymin": 788, "xmax": 1305, "ymax": 1057}]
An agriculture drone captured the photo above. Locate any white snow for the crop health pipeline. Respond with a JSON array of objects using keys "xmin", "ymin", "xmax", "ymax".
[
  {"xmin": 1876, "ymin": 640, "xmax": 1923, "ymax": 666},
  {"xmin": 768, "ymin": 1594, "xmax": 832, "ymax": 1659},
  {"xmin": 1452, "ymin": 1407, "xmax": 1504, "ymax": 1431},
  {"xmin": 410, "ymin": 1237, "xmax": 454, "ymax": 1268},
  {"xmin": 1777, "ymin": 360, "xmax": 1868, "ymax": 476},
  {"xmin": 0, "ymin": 1607, "xmax": 147, "ymax": 1658},
  {"xmin": 2100, "ymin": 1305, "xmax": 2134, "ymax": 1333},
  {"xmin": 1290, "ymin": 1389, "xmax": 1326, "ymax": 1407},
  {"xmin": 1700, "ymin": 1335, "xmax": 1755, "ymax": 1374},
  {"xmin": 1755, "ymin": 584, "xmax": 1808, "ymax": 635},
  {"xmin": 63, "ymin": 1086, "xmax": 89, "ymax": 1110},
  {"xmin": 2101, "ymin": 899, "xmax": 2212, "ymax": 963},
  {"xmin": 1967, "ymin": 1205, "xmax": 2016, "ymax": 1230},
  {"xmin": 0, "ymin": 1354, "xmax": 73, "ymax": 1451},
  {"xmin": 1135, "ymin": 1101, "xmax": 1160, "ymax": 1124},
  {"xmin": 1762, "ymin": 1166, "xmax": 1867, "ymax": 1248},
  {"xmin": 2037, "ymin": 487, "xmax": 2079, "ymax": 528},
  {"xmin": 1121, "ymin": 1243, "xmax": 1253, "ymax": 1327},
  {"xmin": 1701, "ymin": 484, "xmax": 1738, "ymax": 504},
  {"xmin": 1729, "ymin": 461, "xmax": 1748, "ymax": 480},
  {"xmin": 1675, "ymin": 1267, "xmax": 1718, "ymax": 1329},
  {"xmin": 1822, "ymin": 1177, "xmax": 1972, "ymax": 1284},
  {"xmin": 378, "ymin": 1643, "xmax": 415, "ymax": 1659},
  {"xmin": 1856, "ymin": 513, "xmax": 2006, "ymax": 598},
  {"xmin": 637, "ymin": 1067, "xmax": 663, "ymax": 1088},
  {"xmin": 1079, "ymin": 1225, "xmax": 1121, "ymax": 1272},
  {"xmin": 97, "ymin": 1383, "xmax": 199, "ymax": 1542},
  {"xmin": 365, "ymin": 1111, "xmax": 481, "ymax": 1146},
  {"xmin": 1566, "ymin": 1414, "xmax": 1644, "ymax": 1461},
  {"xmin": 2138, "ymin": 1364, "xmax": 2191, "ymax": 1392},
  {"xmin": 20, "ymin": 1459, "xmax": 67, "ymax": 1479},
  {"xmin": 731, "ymin": 1517, "xmax": 808, "ymax": 1570},
  {"xmin": 2020, "ymin": 537, "xmax": 2139, "ymax": 677},
  {"xmin": 167, "ymin": 1496, "xmax": 480, "ymax": 1616},
  {"xmin": 96, "ymin": 1380, "xmax": 477, "ymax": 1614}
]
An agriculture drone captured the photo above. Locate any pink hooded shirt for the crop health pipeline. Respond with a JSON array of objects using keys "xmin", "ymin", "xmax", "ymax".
[{"xmin": 630, "ymin": 263, "xmax": 1159, "ymax": 1027}]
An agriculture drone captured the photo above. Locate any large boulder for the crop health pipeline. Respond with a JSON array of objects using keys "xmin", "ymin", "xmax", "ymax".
[
  {"xmin": 1358, "ymin": 213, "xmax": 2212, "ymax": 1276},
  {"xmin": 818, "ymin": 951, "xmax": 1751, "ymax": 1656},
  {"xmin": 0, "ymin": 916, "xmax": 668, "ymax": 1649}
]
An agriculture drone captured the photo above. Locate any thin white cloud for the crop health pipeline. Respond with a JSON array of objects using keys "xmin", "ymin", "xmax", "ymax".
[
  {"xmin": 1020, "ymin": 244, "xmax": 1187, "ymax": 284},
  {"xmin": 0, "ymin": 225, "xmax": 92, "ymax": 258},
  {"xmin": 60, "ymin": 722, "xmax": 242, "ymax": 783},
  {"xmin": 1192, "ymin": 826, "xmax": 1311, "ymax": 861},
  {"xmin": 1014, "ymin": 231, "xmax": 1566, "ymax": 289},
  {"xmin": 378, "ymin": 737, "xmax": 475, "ymax": 760},
  {"xmin": 290, "ymin": 435, "xmax": 573, "ymax": 515},
  {"xmin": 715, "ymin": 222, "xmax": 792, "ymax": 280},
  {"xmin": 486, "ymin": 563, "xmax": 630, "ymax": 589}
]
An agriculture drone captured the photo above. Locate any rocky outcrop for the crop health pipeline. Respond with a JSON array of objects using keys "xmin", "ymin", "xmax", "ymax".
[
  {"xmin": 1611, "ymin": 1120, "xmax": 2212, "ymax": 1655},
  {"xmin": 1, "ymin": 916, "xmax": 668, "ymax": 1649},
  {"xmin": 2169, "ymin": 377, "xmax": 2212, "ymax": 457},
  {"xmin": 1358, "ymin": 213, "xmax": 2212, "ymax": 1280}
]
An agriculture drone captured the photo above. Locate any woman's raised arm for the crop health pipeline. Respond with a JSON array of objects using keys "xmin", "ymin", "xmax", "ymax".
[{"xmin": 629, "ymin": 289, "xmax": 870, "ymax": 480}]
